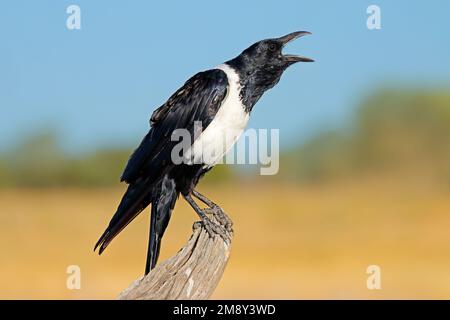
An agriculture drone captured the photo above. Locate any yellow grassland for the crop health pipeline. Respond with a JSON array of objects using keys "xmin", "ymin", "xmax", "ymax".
[{"xmin": 1, "ymin": 178, "xmax": 450, "ymax": 299}]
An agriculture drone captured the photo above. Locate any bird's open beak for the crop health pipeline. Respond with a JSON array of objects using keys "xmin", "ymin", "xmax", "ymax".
[{"xmin": 277, "ymin": 31, "xmax": 314, "ymax": 63}]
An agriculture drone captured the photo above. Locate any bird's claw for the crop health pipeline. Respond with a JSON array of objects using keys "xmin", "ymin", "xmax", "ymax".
[
  {"xmin": 204, "ymin": 205, "xmax": 233, "ymax": 233},
  {"xmin": 192, "ymin": 221, "xmax": 203, "ymax": 230},
  {"xmin": 213, "ymin": 205, "xmax": 233, "ymax": 232},
  {"xmin": 200, "ymin": 215, "xmax": 231, "ymax": 244}
]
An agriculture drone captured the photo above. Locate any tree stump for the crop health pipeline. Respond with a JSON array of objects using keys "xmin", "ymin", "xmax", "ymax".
[{"xmin": 117, "ymin": 206, "xmax": 233, "ymax": 300}]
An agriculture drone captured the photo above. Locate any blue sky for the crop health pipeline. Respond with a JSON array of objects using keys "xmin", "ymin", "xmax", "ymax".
[{"xmin": 1, "ymin": 1, "xmax": 450, "ymax": 152}]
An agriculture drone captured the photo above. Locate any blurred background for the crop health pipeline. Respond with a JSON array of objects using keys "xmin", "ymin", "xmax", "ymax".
[{"xmin": 1, "ymin": 1, "xmax": 450, "ymax": 299}]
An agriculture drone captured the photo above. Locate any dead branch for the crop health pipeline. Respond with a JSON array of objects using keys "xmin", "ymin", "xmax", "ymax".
[{"xmin": 117, "ymin": 206, "xmax": 233, "ymax": 300}]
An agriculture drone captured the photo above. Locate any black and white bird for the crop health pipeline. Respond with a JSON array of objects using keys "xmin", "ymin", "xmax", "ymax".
[{"xmin": 95, "ymin": 31, "xmax": 313, "ymax": 274}]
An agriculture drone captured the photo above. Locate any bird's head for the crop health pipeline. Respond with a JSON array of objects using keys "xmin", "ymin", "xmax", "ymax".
[{"xmin": 227, "ymin": 31, "xmax": 313, "ymax": 108}]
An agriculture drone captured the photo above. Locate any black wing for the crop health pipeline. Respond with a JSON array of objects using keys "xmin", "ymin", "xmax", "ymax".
[
  {"xmin": 94, "ymin": 69, "xmax": 229, "ymax": 255},
  {"xmin": 120, "ymin": 68, "xmax": 229, "ymax": 184}
]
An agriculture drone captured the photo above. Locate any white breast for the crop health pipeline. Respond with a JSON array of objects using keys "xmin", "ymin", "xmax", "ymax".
[{"xmin": 184, "ymin": 63, "xmax": 249, "ymax": 167}]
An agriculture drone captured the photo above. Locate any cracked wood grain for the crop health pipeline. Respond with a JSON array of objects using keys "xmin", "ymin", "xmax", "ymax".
[{"xmin": 117, "ymin": 207, "xmax": 233, "ymax": 300}]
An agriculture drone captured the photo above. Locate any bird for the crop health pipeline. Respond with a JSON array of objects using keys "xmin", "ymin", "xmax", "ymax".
[{"xmin": 94, "ymin": 31, "xmax": 313, "ymax": 274}]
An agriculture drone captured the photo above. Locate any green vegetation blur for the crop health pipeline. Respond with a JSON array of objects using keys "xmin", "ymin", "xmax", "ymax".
[
  {"xmin": 0, "ymin": 88, "xmax": 449, "ymax": 187},
  {"xmin": 282, "ymin": 89, "xmax": 450, "ymax": 184},
  {"xmin": 2, "ymin": 87, "xmax": 450, "ymax": 299}
]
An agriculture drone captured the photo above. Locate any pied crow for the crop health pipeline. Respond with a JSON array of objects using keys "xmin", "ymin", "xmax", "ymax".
[{"xmin": 95, "ymin": 31, "xmax": 313, "ymax": 274}]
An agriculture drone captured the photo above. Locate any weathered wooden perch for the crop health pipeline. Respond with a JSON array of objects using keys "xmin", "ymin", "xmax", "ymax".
[{"xmin": 117, "ymin": 206, "xmax": 233, "ymax": 300}]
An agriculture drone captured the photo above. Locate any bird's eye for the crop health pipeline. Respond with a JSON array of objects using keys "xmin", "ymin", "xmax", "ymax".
[{"xmin": 268, "ymin": 43, "xmax": 277, "ymax": 52}]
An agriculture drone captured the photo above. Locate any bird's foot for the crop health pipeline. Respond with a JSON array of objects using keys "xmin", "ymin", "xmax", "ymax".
[
  {"xmin": 196, "ymin": 206, "xmax": 232, "ymax": 244},
  {"xmin": 204, "ymin": 205, "xmax": 233, "ymax": 233},
  {"xmin": 201, "ymin": 216, "xmax": 230, "ymax": 244}
]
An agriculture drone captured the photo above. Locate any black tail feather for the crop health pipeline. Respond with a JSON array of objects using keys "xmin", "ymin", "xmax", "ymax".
[
  {"xmin": 94, "ymin": 178, "xmax": 154, "ymax": 255},
  {"xmin": 145, "ymin": 175, "xmax": 178, "ymax": 274}
]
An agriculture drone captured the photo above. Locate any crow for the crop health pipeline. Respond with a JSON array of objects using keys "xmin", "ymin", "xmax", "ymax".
[{"xmin": 95, "ymin": 31, "xmax": 313, "ymax": 274}]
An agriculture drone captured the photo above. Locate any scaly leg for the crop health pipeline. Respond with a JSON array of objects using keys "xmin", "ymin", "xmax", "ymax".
[
  {"xmin": 192, "ymin": 189, "xmax": 217, "ymax": 207},
  {"xmin": 183, "ymin": 193, "xmax": 229, "ymax": 240},
  {"xmin": 192, "ymin": 189, "xmax": 233, "ymax": 232}
]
